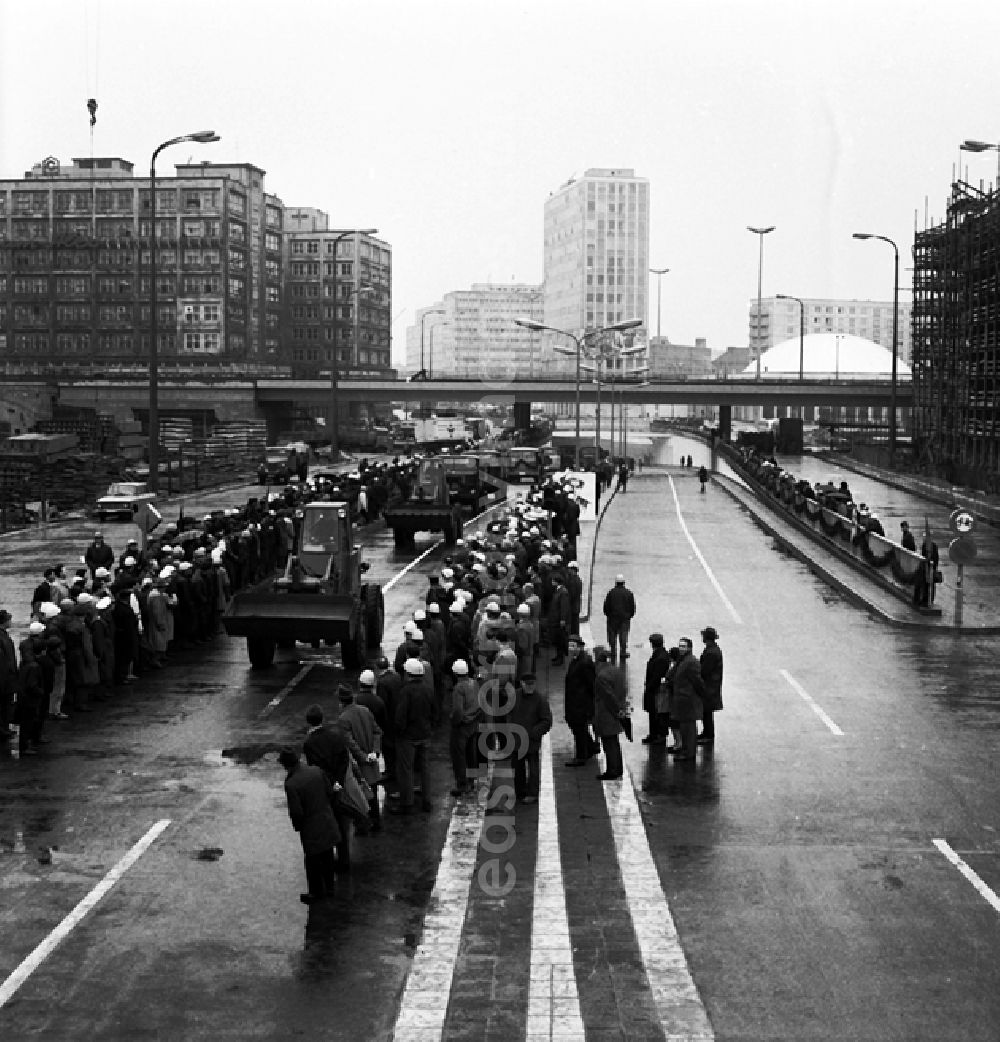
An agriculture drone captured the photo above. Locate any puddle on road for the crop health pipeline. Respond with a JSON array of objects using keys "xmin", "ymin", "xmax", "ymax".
[{"xmin": 213, "ymin": 743, "xmax": 286, "ymax": 766}]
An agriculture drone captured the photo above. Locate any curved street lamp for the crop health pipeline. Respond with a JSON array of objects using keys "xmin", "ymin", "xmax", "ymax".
[
  {"xmin": 747, "ymin": 225, "xmax": 775, "ymax": 379},
  {"xmin": 513, "ymin": 317, "xmax": 642, "ymax": 468},
  {"xmin": 148, "ymin": 130, "xmax": 220, "ymax": 493},
  {"xmin": 853, "ymin": 232, "xmax": 899, "ymax": 466},
  {"xmin": 327, "ymin": 228, "xmax": 377, "ymax": 460},
  {"xmin": 419, "ymin": 307, "xmax": 446, "ymax": 379},
  {"xmin": 650, "ymin": 267, "xmax": 670, "ymax": 339},
  {"xmin": 775, "ymin": 293, "xmax": 805, "ymax": 381}
]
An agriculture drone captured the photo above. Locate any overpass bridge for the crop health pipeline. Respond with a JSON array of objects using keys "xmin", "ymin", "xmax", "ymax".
[{"xmin": 46, "ymin": 373, "xmax": 912, "ymax": 437}]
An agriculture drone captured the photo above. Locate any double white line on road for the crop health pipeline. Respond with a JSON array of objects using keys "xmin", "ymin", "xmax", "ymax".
[{"xmin": 0, "ymin": 819, "xmax": 172, "ymax": 1009}]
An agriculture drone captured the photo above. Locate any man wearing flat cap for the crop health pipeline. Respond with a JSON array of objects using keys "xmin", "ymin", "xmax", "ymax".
[{"xmin": 698, "ymin": 627, "xmax": 723, "ymax": 745}]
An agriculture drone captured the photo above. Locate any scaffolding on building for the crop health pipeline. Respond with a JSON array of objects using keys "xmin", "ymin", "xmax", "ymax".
[{"xmin": 912, "ymin": 179, "xmax": 1000, "ymax": 488}]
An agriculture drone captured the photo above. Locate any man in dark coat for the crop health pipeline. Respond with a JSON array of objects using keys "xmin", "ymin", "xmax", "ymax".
[
  {"xmin": 84, "ymin": 532, "xmax": 115, "ymax": 579},
  {"xmin": 642, "ymin": 633, "xmax": 672, "ymax": 745},
  {"xmin": 593, "ymin": 646, "xmax": 627, "ymax": 780},
  {"xmin": 278, "ymin": 747, "xmax": 340, "ymax": 904},
  {"xmin": 547, "ymin": 578, "xmax": 571, "ymax": 665},
  {"xmin": 602, "ymin": 575, "xmax": 636, "ymax": 665},
  {"xmin": 0, "ymin": 610, "xmax": 18, "ymax": 738},
  {"xmin": 698, "ymin": 626, "xmax": 724, "ymax": 745},
  {"xmin": 505, "ymin": 673, "xmax": 552, "ymax": 804},
  {"xmin": 16, "ymin": 627, "xmax": 48, "ymax": 755},
  {"xmin": 669, "ymin": 637, "xmax": 705, "ymax": 760},
  {"xmin": 303, "ymin": 704, "xmax": 362, "ymax": 869},
  {"xmin": 375, "ymin": 657, "xmax": 402, "ymax": 786},
  {"xmin": 392, "ymin": 659, "xmax": 435, "ymax": 814},
  {"xmin": 564, "ymin": 561, "xmax": 583, "ymax": 637},
  {"xmin": 564, "ymin": 635, "xmax": 596, "ymax": 766}
]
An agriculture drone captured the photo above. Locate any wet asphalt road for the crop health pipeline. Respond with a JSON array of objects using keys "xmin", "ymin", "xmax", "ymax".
[{"xmin": 1, "ymin": 456, "xmax": 999, "ymax": 1040}]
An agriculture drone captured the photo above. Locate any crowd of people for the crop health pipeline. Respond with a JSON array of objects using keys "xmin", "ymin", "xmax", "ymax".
[
  {"xmin": 737, "ymin": 447, "xmax": 942, "ymax": 608},
  {"xmin": 278, "ymin": 485, "xmax": 592, "ymax": 903}
]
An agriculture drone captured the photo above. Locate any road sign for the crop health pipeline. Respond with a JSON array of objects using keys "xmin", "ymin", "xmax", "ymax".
[
  {"xmin": 948, "ymin": 536, "xmax": 977, "ymax": 565},
  {"xmin": 949, "ymin": 509, "xmax": 976, "ymax": 535}
]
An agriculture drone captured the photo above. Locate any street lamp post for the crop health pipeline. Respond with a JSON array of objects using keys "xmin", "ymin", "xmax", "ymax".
[
  {"xmin": 419, "ymin": 308, "xmax": 445, "ymax": 378},
  {"xmin": 747, "ymin": 225, "xmax": 775, "ymax": 380},
  {"xmin": 852, "ymin": 232, "xmax": 899, "ymax": 467},
  {"xmin": 776, "ymin": 293, "xmax": 805, "ymax": 381},
  {"xmin": 328, "ymin": 228, "xmax": 377, "ymax": 461},
  {"xmin": 513, "ymin": 317, "xmax": 643, "ymax": 469},
  {"xmin": 148, "ymin": 130, "xmax": 219, "ymax": 493},
  {"xmin": 650, "ymin": 267, "xmax": 670, "ymax": 339}
]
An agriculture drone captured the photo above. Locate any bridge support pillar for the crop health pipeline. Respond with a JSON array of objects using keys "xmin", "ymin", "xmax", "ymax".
[{"xmin": 718, "ymin": 404, "xmax": 732, "ymax": 444}]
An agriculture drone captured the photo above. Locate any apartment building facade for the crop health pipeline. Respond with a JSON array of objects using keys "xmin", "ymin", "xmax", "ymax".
[
  {"xmin": 282, "ymin": 208, "xmax": 392, "ymax": 377},
  {"xmin": 406, "ymin": 283, "xmax": 543, "ymax": 379},
  {"xmin": 750, "ymin": 295, "xmax": 913, "ymax": 364},
  {"xmin": 0, "ymin": 156, "xmax": 285, "ymax": 370},
  {"xmin": 0, "ymin": 156, "xmax": 394, "ymax": 380}
]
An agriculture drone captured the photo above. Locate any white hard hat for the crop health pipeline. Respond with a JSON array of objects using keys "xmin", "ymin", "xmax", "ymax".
[
  {"xmin": 359, "ymin": 669, "xmax": 376, "ymax": 687},
  {"xmin": 452, "ymin": 659, "xmax": 469, "ymax": 675},
  {"xmin": 403, "ymin": 658, "xmax": 424, "ymax": 676}
]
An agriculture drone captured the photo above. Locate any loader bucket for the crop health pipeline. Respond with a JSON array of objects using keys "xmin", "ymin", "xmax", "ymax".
[{"xmin": 222, "ymin": 589, "xmax": 356, "ymax": 645}]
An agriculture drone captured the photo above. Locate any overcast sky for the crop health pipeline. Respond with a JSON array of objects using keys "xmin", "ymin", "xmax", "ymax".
[{"xmin": 3, "ymin": 0, "xmax": 998, "ymax": 362}]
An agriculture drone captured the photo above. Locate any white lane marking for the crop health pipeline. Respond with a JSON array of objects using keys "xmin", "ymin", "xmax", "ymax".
[
  {"xmin": 259, "ymin": 663, "xmax": 314, "ymax": 718},
  {"xmin": 391, "ymin": 764, "xmax": 491, "ymax": 1042},
  {"xmin": 603, "ymin": 774, "xmax": 715, "ymax": 1041},
  {"xmin": 383, "ymin": 501, "xmax": 505, "ymax": 595},
  {"xmin": 933, "ymin": 839, "xmax": 1000, "ymax": 914},
  {"xmin": 526, "ymin": 734, "xmax": 584, "ymax": 1041},
  {"xmin": 581, "ymin": 618, "xmax": 713, "ymax": 1040},
  {"xmin": 779, "ymin": 669, "xmax": 844, "ymax": 736},
  {"xmin": 668, "ymin": 474, "xmax": 743, "ymax": 625},
  {"xmin": 0, "ymin": 819, "xmax": 172, "ymax": 1009},
  {"xmin": 383, "ymin": 540, "xmax": 443, "ymax": 593}
]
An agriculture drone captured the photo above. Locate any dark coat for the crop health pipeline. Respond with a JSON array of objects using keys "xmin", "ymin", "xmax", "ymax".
[
  {"xmin": 594, "ymin": 661, "xmax": 627, "ymax": 737},
  {"xmin": 395, "ymin": 674, "xmax": 435, "ymax": 742},
  {"xmin": 506, "ymin": 688, "xmax": 553, "ymax": 752},
  {"xmin": 548, "ymin": 584, "xmax": 571, "ymax": 629},
  {"xmin": 669, "ymin": 653, "xmax": 704, "ymax": 722},
  {"xmin": 303, "ymin": 724, "xmax": 352, "ymax": 786},
  {"xmin": 699, "ymin": 642, "xmax": 724, "ymax": 712},
  {"xmin": 603, "ymin": 584, "xmax": 636, "ymax": 624},
  {"xmin": 643, "ymin": 646, "xmax": 672, "ymax": 715},
  {"xmin": 376, "ymin": 669, "xmax": 403, "ymax": 740},
  {"xmin": 283, "ymin": 763, "xmax": 341, "ymax": 854},
  {"xmin": 564, "ymin": 651, "xmax": 596, "ymax": 728}
]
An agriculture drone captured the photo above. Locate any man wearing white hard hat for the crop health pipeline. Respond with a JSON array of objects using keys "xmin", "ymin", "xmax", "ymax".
[{"xmin": 447, "ymin": 659, "xmax": 480, "ymax": 797}]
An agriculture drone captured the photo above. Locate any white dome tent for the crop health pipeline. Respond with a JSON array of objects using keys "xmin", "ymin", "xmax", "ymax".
[{"xmin": 738, "ymin": 332, "xmax": 911, "ymax": 380}]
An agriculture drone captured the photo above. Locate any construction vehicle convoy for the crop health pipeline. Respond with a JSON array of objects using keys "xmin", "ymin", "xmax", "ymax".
[
  {"xmin": 222, "ymin": 500, "xmax": 384, "ymax": 669},
  {"xmin": 383, "ymin": 457, "xmax": 466, "ymax": 546}
]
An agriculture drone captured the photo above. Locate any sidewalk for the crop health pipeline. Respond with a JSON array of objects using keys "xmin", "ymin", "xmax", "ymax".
[
  {"xmin": 577, "ymin": 464, "xmax": 999, "ymax": 634},
  {"xmin": 815, "ymin": 453, "xmax": 1000, "ymax": 528},
  {"xmin": 712, "ymin": 472, "xmax": 1000, "ymax": 633}
]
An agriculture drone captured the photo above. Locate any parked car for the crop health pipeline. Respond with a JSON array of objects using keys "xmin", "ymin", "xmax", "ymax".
[{"xmin": 94, "ymin": 481, "xmax": 157, "ymax": 522}]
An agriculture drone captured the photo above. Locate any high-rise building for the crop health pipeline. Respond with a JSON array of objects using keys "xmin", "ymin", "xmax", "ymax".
[
  {"xmin": 0, "ymin": 156, "xmax": 284, "ymax": 370},
  {"xmin": 541, "ymin": 168, "xmax": 649, "ymax": 372},
  {"xmin": 406, "ymin": 283, "xmax": 543, "ymax": 378},
  {"xmin": 282, "ymin": 209, "xmax": 391, "ymax": 377},
  {"xmin": 913, "ymin": 180, "xmax": 1000, "ymax": 484},
  {"xmin": 750, "ymin": 295, "xmax": 913, "ymax": 363}
]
